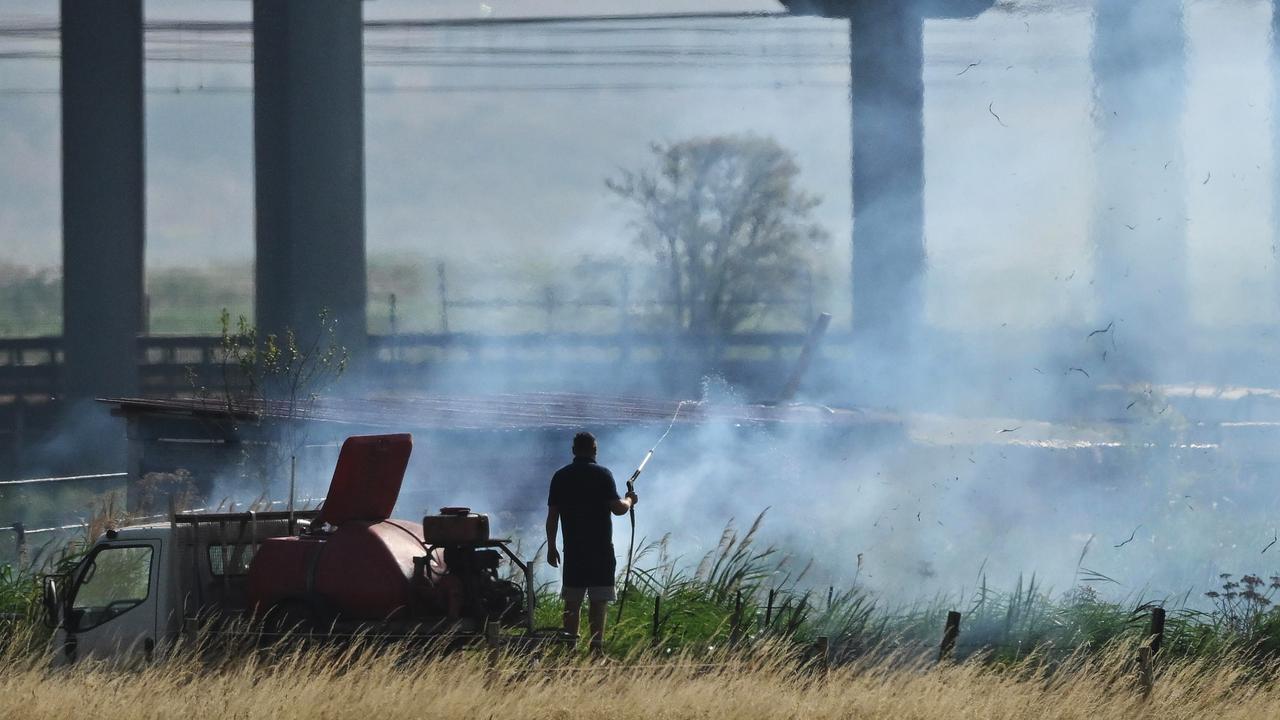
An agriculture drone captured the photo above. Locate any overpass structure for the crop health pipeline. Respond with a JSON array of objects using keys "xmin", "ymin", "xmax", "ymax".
[
  {"xmin": 59, "ymin": 0, "xmax": 368, "ymax": 403},
  {"xmin": 780, "ymin": 0, "xmax": 996, "ymax": 346},
  {"xmin": 49, "ymin": 0, "xmax": 1219, "ymax": 404}
]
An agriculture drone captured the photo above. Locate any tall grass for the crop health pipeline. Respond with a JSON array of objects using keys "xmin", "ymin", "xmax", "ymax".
[
  {"xmin": 586, "ymin": 512, "xmax": 1280, "ymax": 666},
  {"xmin": 10, "ymin": 512, "xmax": 1280, "ymax": 716},
  {"xmin": 4, "ymin": 631, "xmax": 1280, "ymax": 719},
  {"xmin": 11, "ymin": 509, "xmax": 1280, "ymax": 669}
]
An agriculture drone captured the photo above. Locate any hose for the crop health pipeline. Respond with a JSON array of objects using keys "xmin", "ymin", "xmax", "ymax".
[{"xmin": 615, "ymin": 400, "xmax": 693, "ymax": 625}]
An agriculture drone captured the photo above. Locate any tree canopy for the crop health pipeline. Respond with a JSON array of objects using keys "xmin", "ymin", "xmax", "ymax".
[{"xmin": 608, "ymin": 135, "xmax": 828, "ymax": 335}]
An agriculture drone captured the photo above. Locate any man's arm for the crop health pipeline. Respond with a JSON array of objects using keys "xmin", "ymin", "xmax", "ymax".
[
  {"xmin": 610, "ymin": 495, "xmax": 637, "ymax": 515},
  {"xmin": 546, "ymin": 506, "xmax": 561, "ymax": 567},
  {"xmin": 605, "ymin": 468, "xmax": 638, "ymax": 515}
]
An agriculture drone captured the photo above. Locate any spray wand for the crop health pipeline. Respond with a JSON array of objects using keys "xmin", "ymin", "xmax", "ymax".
[{"xmin": 615, "ymin": 400, "xmax": 692, "ymax": 625}]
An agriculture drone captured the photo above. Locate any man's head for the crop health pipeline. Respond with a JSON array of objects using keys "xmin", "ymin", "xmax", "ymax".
[{"xmin": 572, "ymin": 431, "xmax": 597, "ymax": 459}]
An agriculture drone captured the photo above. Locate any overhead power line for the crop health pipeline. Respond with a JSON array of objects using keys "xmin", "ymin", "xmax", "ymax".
[
  {"xmin": 0, "ymin": 11, "xmax": 793, "ymax": 38},
  {"xmin": 0, "ymin": 15, "xmax": 853, "ymax": 71},
  {"xmin": 363, "ymin": 11, "xmax": 792, "ymax": 29},
  {"xmin": 0, "ymin": 56, "xmax": 850, "ymax": 70},
  {"xmin": 0, "ymin": 45, "xmax": 852, "ymax": 61},
  {"xmin": 0, "ymin": 79, "xmax": 848, "ymax": 97}
]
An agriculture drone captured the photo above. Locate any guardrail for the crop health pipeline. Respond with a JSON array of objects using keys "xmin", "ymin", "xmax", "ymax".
[{"xmin": 0, "ymin": 331, "xmax": 825, "ymax": 399}]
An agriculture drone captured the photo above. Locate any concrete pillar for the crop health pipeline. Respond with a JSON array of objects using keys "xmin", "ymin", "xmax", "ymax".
[
  {"xmin": 254, "ymin": 0, "xmax": 367, "ymax": 358},
  {"xmin": 848, "ymin": 5, "xmax": 925, "ymax": 344},
  {"xmin": 1091, "ymin": 0, "xmax": 1188, "ymax": 352},
  {"xmin": 782, "ymin": 1, "xmax": 993, "ymax": 345},
  {"xmin": 1274, "ymin": 1, "xmax": 1280, "ymax": 307},
  {"xmin": 60, "ymin": 0, "xmax": 145, "ymax": 399}
]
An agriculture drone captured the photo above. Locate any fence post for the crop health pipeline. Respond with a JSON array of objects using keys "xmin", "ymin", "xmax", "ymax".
[
  {"xmin": 815, "ymin": 635, "xmax": 830, "ymax": 674},
  {"xmin": 651, "ymin": 594, "xmax": 661, "ymax": 646},
  {"xmin": 618, "ymin": 265, "xmax": 631, "ymax": 329},
  {"xmin": 542, "ymin": 286, "xmax": 558, "ymax": 333},
  {"xmin": 12, "ymin": 522, "xmax": 25, "ymax": 564},
  {"xmin": 436, "ymin": 261, "xmax": 450, "ymax": 333},
  {"xmin": 1133, "ymin": 607, "xmax": 1165, "ymax": 701},
  {"xmin": 388, "ymin": 293, "xmax": 399, "ymax": 362},
  {"xmin": 765, "ymin": 587, "xmax": 776, "ymax": 629},
  {"xmin": 1148, "ymin": 607, "xmax": 1166, "ymax": 656},
  {"xmin": 10, "ymin": 395, "xmax": 24, "ymax": 473},
  {"xmin": 1137, "ymin": 646, "xmax": 1154, "ymax": 699},
  {"xmin": 729, "ymin": 590, "xmax": 743, "ymax": 646},
  {"xmin": 938, "ymin": 610, "xmax": 961, "ymax": 663},
  {"xmin": 485, "ymin": 619, "xmax": 501, "ymax": 685}
]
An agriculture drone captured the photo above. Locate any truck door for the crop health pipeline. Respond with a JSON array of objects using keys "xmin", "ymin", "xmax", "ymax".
[{"xmin": 62, "ymin": 542, "xmax": 159, "ymax": 663}]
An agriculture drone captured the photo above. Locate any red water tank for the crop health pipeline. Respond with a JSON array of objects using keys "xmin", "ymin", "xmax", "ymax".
[
  {"xmin": 247, "ymin": 434, "xmax": 437, "ymax": 621},
  {"xmin": 248, "ymin": 519, "xmax": 430, "ymax": 621}
]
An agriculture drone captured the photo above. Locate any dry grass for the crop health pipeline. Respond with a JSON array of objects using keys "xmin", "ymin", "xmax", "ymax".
[{"xmin": 3, "ymin": 634, "xmax": 1280, "ymax": 720}]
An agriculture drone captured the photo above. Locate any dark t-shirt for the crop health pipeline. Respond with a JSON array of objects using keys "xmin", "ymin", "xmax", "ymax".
[{"xmin": 548, "ymin": 456, "xmax": 621, "ymax": 587}]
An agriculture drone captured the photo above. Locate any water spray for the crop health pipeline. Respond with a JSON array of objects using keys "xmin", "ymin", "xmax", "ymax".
[{"xmin": 615, "ymin": 400, "xmax": 694, "ymax": 624}]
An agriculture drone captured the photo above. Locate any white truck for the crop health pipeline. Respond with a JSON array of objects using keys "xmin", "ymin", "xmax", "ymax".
[
  {"xmin": 41, "ymin": 434, "xmax": 539, "ymax": 663},
  {"xmin": 43, "ymin": 511, "xmax": 313, "ymax": 663}
]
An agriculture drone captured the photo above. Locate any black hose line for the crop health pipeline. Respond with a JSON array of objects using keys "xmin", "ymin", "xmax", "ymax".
[{"xmin": 614, "ymin": 401, "xmax": 693, "ymax": 627}]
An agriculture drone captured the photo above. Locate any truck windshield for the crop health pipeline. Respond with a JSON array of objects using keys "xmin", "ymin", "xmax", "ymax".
[{"xmin": 70, "ymin": 545, "xmax": 153, "ymax": 631}]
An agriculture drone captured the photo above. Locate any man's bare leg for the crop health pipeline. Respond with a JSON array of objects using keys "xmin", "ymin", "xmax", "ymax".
[
  {"xmin": 588, "ymin": 599, "xmax": 609, "ymax": 653},
  {"xmin": 563, "ymin": 598, "xmax": 583, "ymax": 637}
]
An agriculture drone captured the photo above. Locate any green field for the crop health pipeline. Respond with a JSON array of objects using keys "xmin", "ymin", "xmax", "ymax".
[{"xmin": 0, "ymin": 255, "xmax": 830, "ymax": 338}]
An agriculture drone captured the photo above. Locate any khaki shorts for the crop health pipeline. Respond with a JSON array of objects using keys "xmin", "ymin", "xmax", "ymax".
[{"xmin": 561, "ymin": 584, "xmax": 616, "ymax": 603}]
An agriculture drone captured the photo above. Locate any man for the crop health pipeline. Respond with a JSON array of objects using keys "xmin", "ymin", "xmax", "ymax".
[{"xmin": 546, "ymin": 431, "xmax": 638, "ymax": 653}]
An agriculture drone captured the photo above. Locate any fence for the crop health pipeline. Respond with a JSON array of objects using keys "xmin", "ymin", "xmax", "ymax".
[
  {"xmin": 415, "ymin": 261, "xmax": 820, "ymax": 336},
  {"xmin": 0, "ymin": 258, "xmax": 824, "ymax": 338},
  {"xmin": 0, "ymin": 329, "xmax": 838, "ymax": 403},
  {"xmin": 613, "ymin": 589, "xmax": 1170, "ymax": 686},
  {"xmin": 0, "ymin": 473, "xmax": 128, "ymax": 563}
]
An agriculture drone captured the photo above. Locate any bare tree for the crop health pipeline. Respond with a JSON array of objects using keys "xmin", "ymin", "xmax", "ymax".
[
  {"xmin": 185, "ymin": 309, "xmax": 348, "ymax": 499},
  {"xmin": 608, "ymin": 135, "xmax": 828, "ymax": 335}
]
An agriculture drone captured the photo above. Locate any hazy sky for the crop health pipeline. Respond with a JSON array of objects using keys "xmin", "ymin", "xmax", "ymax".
[{"xmin": 0, "ymin": 0, "xmax": 1275, "ymax": 329}]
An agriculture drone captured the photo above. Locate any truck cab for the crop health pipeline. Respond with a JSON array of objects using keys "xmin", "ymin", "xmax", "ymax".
[{"xmin": 47, "ymin": 512, "xmax": 311, "ymax": 664}]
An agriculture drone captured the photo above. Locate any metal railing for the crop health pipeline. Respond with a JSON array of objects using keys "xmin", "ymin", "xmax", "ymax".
[
  {"xmin": 1, "ymin": 495, "xmax": 326, "ymax": 546},
  {"xmin": 0, "ymin": 474, "xmax": 129, "ymax": 562},
  {"xmin": 0, "ymin": 331, "xmax": 827, "ymax": 399},
  {"xmin": 0, "ymin": 472, "xmax": 127, "ymax": 488}
]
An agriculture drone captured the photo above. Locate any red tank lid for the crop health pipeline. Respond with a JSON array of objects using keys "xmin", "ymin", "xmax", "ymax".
[{"xmin": 314, "ymin": 433, "xmax": 412, "ymax": 526}]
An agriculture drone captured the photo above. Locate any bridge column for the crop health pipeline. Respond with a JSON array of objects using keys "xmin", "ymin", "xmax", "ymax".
[
  {"xmin": 60, "ymin": 0, "xmax": 145, "ymax": 400},
  {"xmin": 1091, "ymin": 0, "xmax": 1188, "ymax": 354},
  {"xmin": 254, "ymin": 0, "xmax": 367, "ymax": 357},
  {"xmin": 848, "ymin": 5, "xmax": 925, "ymax": 344},
  {"xmin": 1274, "ymin": 0, "xmax": 1280, "ymax": 309},
  {"xmin": 782, "ymin": 1, "xmax": 994, "ymax": 347}
]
